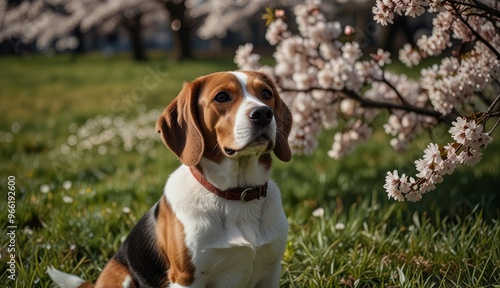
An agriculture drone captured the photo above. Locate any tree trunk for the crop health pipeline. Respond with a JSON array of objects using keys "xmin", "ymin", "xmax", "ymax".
[
  {"xmin": 70, "ymin": 26, "xmax": 85, "ymax": 61},
  {"xmin": 73, "ymin": 26, "xmax": 85, "ymax": 54},
  {"xmin": 164, "ymin": 0, "xmax": 193, "ymax": 60},
  {"xmin": 124, "ymin": 14, "xmax": 147, "ymax": 61}
]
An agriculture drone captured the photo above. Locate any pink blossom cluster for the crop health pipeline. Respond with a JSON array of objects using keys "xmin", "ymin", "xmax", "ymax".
[
  {"xmin": 372, "ymin": 0, "xmax": 427, "ymax": 25},
  {"xmin": 377, "ymin": 1, "xmax": 500, "ymax": 116},
  {"xmin": 328, "ymin": 120, "xmax": 372, "ymax": 159},
  {"xmin": 372, "ymin": 0, "xmax": 500, "ymax": 118},
  {"xmin": 422, "ymin": 48, "xmax": 499, "ymax": 115},
  {"xmin": 384, "ymin": 117, "xmax": 492, "ymax": 202}
]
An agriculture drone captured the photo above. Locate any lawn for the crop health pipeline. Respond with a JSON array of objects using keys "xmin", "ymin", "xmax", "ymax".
[{"xmin": 0, "ymin": 53, "xmax": 499, "ymax": 287}]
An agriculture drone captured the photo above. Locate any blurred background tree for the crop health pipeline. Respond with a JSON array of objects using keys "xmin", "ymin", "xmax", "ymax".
[
  {"xmin": 1, "ymin": 0, "xmax": 179, "ymax": 60},
  {"xmin": 1, "ymin": 0, "xmax": 400, "ymax": 61}
]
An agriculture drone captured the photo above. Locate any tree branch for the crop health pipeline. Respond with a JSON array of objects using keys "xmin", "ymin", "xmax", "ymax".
[
  {"xmin": 280, "ymin": 86, "xmax": 456, "ymax": 123},
  {"xmin": 375, "ymin": 68, "xmax": 411, "ymax": 106},
  {"xmin": 452, "ymin": 6, "xmax": 500, "ymax": 59},
  {"xmin": 443, "ymin": 0, "xmax": 500, "ymax": 19},
  {"xmin": 340, "ymin": 88, "xmax": 456, "ymax": 123},
  {"xmin": 488, "ymin": 116, "xmax": 500, "ymax": 135},
  {"xmin": 443, "ymin": 0, "xmax": 481, "ymax": 11},
  {"xmin": 486, "ymin": 93, "xmax": 500, "ymax": 115},
  {"xmin": 469, "ymin": 0, "xmax": 500, "ymax": 19}
]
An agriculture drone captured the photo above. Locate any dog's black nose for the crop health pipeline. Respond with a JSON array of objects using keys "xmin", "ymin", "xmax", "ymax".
[{"xmin": 249, "ymin": 106, "xmax": 273, "ymax": 126}]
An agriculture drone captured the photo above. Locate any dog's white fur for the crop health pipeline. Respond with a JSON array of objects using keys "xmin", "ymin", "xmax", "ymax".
[{"xmin": 47, "ymin": 267, "xmax": 86, "ymax": 287}]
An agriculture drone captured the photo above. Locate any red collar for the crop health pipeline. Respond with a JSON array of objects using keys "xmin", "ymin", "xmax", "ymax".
[{"xmin": 189, "ymin": 167, "xmax": 267, "ymax": 202}]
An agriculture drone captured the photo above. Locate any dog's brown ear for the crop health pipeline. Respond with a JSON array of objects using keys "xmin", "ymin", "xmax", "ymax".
[
  {"xmin": 273, "ymin": 91, "xmax": 293, "ymax": 162},
  {"xmin": 252, "ymin": 70, "xmax": 293, "ymax": 162},
  {"xmin": 156, "ymin": 81, "xmax": 204, "ymax": 166},
  {"xmin": 251, "ymin": 71, "xmax": 293, "ymax": 162}
]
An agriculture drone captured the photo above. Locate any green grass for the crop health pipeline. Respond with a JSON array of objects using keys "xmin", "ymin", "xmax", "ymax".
[{"xmin": 0, "ymin": 53, "xmax": 499, "ymax": 287}]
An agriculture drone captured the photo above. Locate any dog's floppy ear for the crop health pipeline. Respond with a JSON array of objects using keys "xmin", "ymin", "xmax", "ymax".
[
  {"xmin": 273, "ymin": 90, "xmax": 293, "ymax": 162},
  {"xmin": 156, "ymin": 81, "xmax": 204, "ymax": 166},
  {"xmin": 255, "ymin": 71, "xmax": 293, "ymax": 162}
]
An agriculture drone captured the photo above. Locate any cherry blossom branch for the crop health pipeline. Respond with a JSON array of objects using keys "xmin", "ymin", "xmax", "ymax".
[
  {"xmin": 385, "ymin": 117, "xmax": 493, "ymax": 202},
  {"xmin": 385, "ymin": 93, "xmax": 499, "ymax": 202},
  {"xmin": 452, "ymin": 5, "xmax": 500, "ymax": 59},
  {"xmin": 340, "ymin": 88, "xmax": 451, "ymax": 121},
  {"xmin": 486, "ymin": 93, "xmax": 500, "ymax": 123},
  {"xmin": 442, "ymin": 0, "xmax": 484, "ymax": 12},
  {"xmin": 489, "ymin": 117, "xmax": 500, "ymax": 135},
  {"xmin": 378, "ymin": 69, "xmax": 411, "ymax": 107},
  {"xmin": 280, "ymin": 86, "xmax": 455, "ymax": 123},
  {"xmin": 442, "ymin": 0, "xmax": 500, "ymax": 19},
  {"xmin": 487, "ymin": 93, "xmax": 500, "ymax": 113},
  {"xmin": 468, "ymin": 0, "xmax": 500, "ymax": 19}
]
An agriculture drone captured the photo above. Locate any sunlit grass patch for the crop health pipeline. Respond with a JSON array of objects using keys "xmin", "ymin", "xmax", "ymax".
[{"xmin": 283, "ymin": 200, "xmax": 499, "ymax": 287}]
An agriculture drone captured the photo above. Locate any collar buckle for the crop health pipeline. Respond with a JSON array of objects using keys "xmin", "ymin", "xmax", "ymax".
[{"xmin": 240, "ymin": 188, "xmax": 252, "ymax": 202}]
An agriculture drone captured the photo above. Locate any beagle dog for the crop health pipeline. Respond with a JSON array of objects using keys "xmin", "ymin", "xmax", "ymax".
[{"xmin": 48, "ymin": 70, "xmax": 292, "ymax": 288}]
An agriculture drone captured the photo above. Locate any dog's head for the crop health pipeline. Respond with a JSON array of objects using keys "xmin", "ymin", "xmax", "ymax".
[{"xmin": 156, "ymin": 71, "xmax": 292, "ymax": 166}]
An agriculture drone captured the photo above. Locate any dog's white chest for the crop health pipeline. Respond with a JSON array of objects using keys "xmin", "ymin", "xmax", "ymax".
[
  {"xmin": 194, "ymin": 240, "xmax": 285, "ymax": 287},
  {"xmin": 165, "ymin": 165, "xmax": 288, "ymax": 287}
]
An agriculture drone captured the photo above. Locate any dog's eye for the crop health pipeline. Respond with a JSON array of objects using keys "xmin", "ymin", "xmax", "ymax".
[
  {"xmin": 261, "ymin": 89, "xmax": 273, "ymax": 100},
  {"xmin": 214, "ymin": 92, "xmax": 231, "ymax": 103}
]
